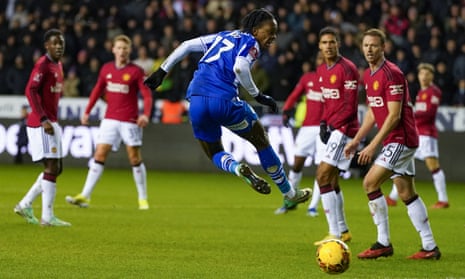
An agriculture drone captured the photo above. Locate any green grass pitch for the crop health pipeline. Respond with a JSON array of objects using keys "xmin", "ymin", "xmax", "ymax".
[{"xmin": 0, "ymin": 164, "xmax": 464, "ymax": 278}]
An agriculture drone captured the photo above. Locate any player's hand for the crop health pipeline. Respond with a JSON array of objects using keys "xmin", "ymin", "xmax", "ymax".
[
  {"xmin": 319, "ymin": 121, "xmax": 331, "ymax": 144},
  {"xmin": 357, "ymin": 144, "xmax": 376, "ymax": 165},
  {"xmin": 137, "ymin": 115, "xmax": 149, "ymax": 128},
  {"xmin": 144, "ymin": 68, "xmax": 167, "ymax": 90},
  {"xmin": 81, "ymin": 113, "xmax": 89, "ymax": 126},
  {"xmin": 255, "ymin": 93, "xmax": 278, "ymax": 114},
  {"xmin": 343, "ymin": 140, "xmax": 358, "ymax": 159},
  {"xmin": 42, "ymin": 120, "xmax": 54, "ymax": 135},
  {"xmin": 282, "ymin": 109, "xmax": 293, "ymax": 127}
]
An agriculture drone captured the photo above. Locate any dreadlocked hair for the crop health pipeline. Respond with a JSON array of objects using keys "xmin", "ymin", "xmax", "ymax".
[{"xmin": 241, "ymin": 8, "xmax": 276, "ymax": 34}]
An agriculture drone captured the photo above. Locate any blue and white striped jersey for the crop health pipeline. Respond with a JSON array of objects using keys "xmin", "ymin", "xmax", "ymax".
[{"xmin": 187, "ymin": 30, "xmax": 261, "ymax": 100}]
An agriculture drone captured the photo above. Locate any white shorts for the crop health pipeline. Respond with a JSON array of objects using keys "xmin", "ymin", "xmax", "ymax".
[
  {"xmin": 374, "ymin": 143, "xmax": 416, "ymax": 177},
  {"xmin": 27, "ymin": 122, "xmax": 63, "ymax": 162},
  {"xmin": 96, "ymin": 119, "xmax": 143, "ymax": 150},
  {"xmin": 294, "ymin": 126, "xmax": 324, "ymax": 165},
  {"xmin": 321, "ymin": 129, "xmax": 352, "ymax": 171},
  {"xmin": 414, "ymin": 135, "xmax": 438, "ymax": 160}
]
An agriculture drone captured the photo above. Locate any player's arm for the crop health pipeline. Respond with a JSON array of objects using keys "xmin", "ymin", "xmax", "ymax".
[
  {"xmin": 144, "ymin": 35, "xmax": 215, "ymax": 90},
  {"xmin": 81, "ymin": 71, "xmax": 106, "ymax": 125},
  {"xmin": 234, "ymin": 56, "xmax": 278, "ymax": 113},
  {"xmin": 336, "ymin": 70, "xmax": 359, "ymax": 129},
  {"xmin": 283, "ymin": 78, "xmax": 305, "ymax": 111},
  {"xmin": 358, "ymin": 100, "xmax": 401, "ymax": 165},
  {"xmin": 26, "ymin": 64, "xmax": 54, "ymax": 134},
  {"xmin": 281, "ymin": 78, "xmax": 305, "ymax": 127},
  {"xmin": 137, "ymin": 71, "xmax": 154, "ymax": 128}
]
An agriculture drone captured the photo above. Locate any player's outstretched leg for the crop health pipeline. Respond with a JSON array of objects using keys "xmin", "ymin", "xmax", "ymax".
[
  {"xmin": 212, "ymin": 151, "xmax": 270, "ymax": 194},
  {"xmin": 274, "ymin": 170, "xmax": 302, "ymax": 215},
  {"xmin": 237, "ymin": 163, "xmax": 271, "ymax": 194},
  {"xmin": 258, "ymin": 146, "xmax": 311, "ymax": 203}
]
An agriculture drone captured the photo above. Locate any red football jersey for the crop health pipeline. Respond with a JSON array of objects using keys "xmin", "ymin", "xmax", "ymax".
[
  {"xmin": 282, "ymin": 71, "xmax": 323, "ymax": 126},
  {"xmin": 363, "ymin": 60, "xmax": 419, "ymax": 148},
  {"xmin": 25, "ymin": 55, "xmax": 64, "ymax": 127},
  {"xmin": 317, "ymin": 56, "xmax": 359, "ymax": 137},
  {"xmin": 414, "ymin": 84, "xmax": 441, "ymax": 138},
  {"xmin": 85, "ymin": 62, "xmax": 153, "ymax": 123}
]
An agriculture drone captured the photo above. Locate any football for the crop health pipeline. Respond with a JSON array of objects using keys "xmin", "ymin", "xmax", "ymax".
[{"xmin": 316, "ymin": 239, "xmax": 351, "ymax": 274}]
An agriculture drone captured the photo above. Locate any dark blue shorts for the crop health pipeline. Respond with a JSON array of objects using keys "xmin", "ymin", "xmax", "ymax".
[{"xmin": 188, "ymin": 95, "xmax": 258, "ymax": 142}]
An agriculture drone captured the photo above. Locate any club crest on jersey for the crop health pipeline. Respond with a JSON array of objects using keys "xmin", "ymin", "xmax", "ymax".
[
  {"xmin": 33, "ymin": 73, "xmax": 42, "ymax": 82},
  {"xmin": 373, "ymin": 80, "xmax": 379, "ymax": 91},
  {"xmin": 421, "ymin": 93, "xmax": 427, "ymax": 100},
  {"xmin": 106, "ymin": 74, "xmax": 112, "ymax": 79},
  {"xmin": 330, "ymin": 74, "xmax": 337, "ymax": 84},
  {"xmin": 123, "ymin": 73, "xmax": 131, "ymax": 81}
]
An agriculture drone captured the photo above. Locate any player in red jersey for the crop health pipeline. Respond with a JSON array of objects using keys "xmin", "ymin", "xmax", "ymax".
[
  {"xmin": 344, "ymin": 28, "xmax": 440, "ymax": 260},
  {"xmin": 386, "ymin": 63, "xmax": 449, "ymax": 209},
  {"xmin": 313, "ymin": 27, "xmax": 359, "ymax": 246},
  {"xmin": 66, "ymin": 35, "xmax": 153, "ymax": 210},
  {"xmin": 14, "ymin": 29, "xmax": 71, "ymax": 226},
  {"xmin": 275, "ymin": 53, "xmax": 324, "ymax": 216}
]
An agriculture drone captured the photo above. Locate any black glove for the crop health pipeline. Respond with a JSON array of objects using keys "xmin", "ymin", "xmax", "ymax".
[
  {"xmin": 255, "ymin": 93, "xmax": 278, "ymax": 114},
  {"xmin": 282, "ymin": 109, "xmax": 293, "ymax": 127},
  {"xmin": 144, "ymin": 68, "xmax": 167, "ymax": 90},
  {"xmin": 319, "ymin": 120, "xmax": 331, "ymax": 144}
]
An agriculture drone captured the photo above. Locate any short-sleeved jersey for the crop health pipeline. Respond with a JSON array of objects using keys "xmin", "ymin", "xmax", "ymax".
[
  {"xmin": 282, "ymin": 72, "xmax": 323, "ymax": 126},
  {"xmin": 187, "ymin": 30, "xmax": 260, "ymax": 100},
  {"xmin": 25, "ymin": 55, "xmax": 64, "ymax": 127},
  {"xmin": 85, "ymin": 62, "xmax": 153, "ymax": 123},
  {"xmin": 317, "ymin": 56, "xmax": 359, "ymax": 137},
  {"xmin": 414, "ymin": 84, "xmax": 441, "ymax": 138},
  {"xmin": 363, "ymin": 60, "xmax": 418, "ymax": 148}
]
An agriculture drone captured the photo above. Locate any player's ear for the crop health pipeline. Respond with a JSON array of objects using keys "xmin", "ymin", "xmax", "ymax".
[{"xmin": 251, "ymin": 27, "xmax": 258, "ymax": 36}]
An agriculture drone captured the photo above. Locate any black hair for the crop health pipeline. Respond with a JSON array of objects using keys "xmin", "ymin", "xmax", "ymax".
[
  {"xmin": 241, "ymin": 8, "xmax": 276, "ymax": 34},
  {"xmin": 43, "ymin": 28, "xmax": 63, "ymax": 43},
  {"xmin": 319, "ymin": 26, "xmax": 341, "ymax": 42}
]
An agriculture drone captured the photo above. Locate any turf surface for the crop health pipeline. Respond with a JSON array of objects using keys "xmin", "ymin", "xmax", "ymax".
[{"xmin": 0, "ymin": 164, "xmax": 464, "ymax": 278}]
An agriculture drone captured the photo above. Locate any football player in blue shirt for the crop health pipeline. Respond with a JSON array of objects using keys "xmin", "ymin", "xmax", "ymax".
[{"xmin": 145, "ymin": 8, "xmax": 311, "ymax": 206}]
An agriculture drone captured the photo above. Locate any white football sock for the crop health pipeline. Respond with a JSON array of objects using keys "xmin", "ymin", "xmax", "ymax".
[
  {"xmin": 321, "ymin": 190, "xmax": 339, "ymax": 237},
  {"xmin": 288, "ymin": 170, "xmax": 302, "ymax": 189},
  {"xmin": 432, "ymin": 169, "xmax": 448, "ymax": 202},
  {"xmin": 335, "ymin": 190, "xmax": 349, "ymax": 233},
  {"xmin": 368, "ymin": 196, "xmax": 390, "ymax": 246},
  {"xmin": 41, "ymin": 178, "xmax": 56, "ymax": 222},
  {"xmin": 308, "ymin": 179, "xmax": 320, "ymax": 209},
  {"xmin": 407, "ymin": 196, "xmax": 437, "ymax": 251},
  {"xmin": 389, "ymin": 184, "xmax": 399, "ymax": 201},
  {"xmin": 19, "ymin": 172, "xmax": 43, "ymax": 208},
  {"xmin": 81, "ymin": 159, "xmax": 104, "ymax": 198},
  {"xmin": 133, "ymin": 163, "xmax": 147, "ymax": 200}
]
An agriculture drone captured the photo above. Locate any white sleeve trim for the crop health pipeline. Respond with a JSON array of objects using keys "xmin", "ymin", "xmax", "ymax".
[{"xmin": 234, "ymin": 56, "xmax": 260, "ymax": 98}]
